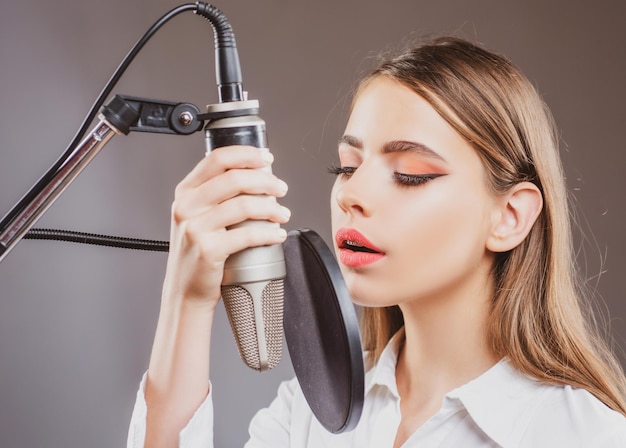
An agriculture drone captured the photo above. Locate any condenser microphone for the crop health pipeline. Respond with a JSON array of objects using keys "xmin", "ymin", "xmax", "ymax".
[
  {"xmin": 204, "ymin": 99, "xmax": 286, "ymax": 372},
  {"xmin": 196, "ymin": 3, "xmax": 286, "ymax": 371}
]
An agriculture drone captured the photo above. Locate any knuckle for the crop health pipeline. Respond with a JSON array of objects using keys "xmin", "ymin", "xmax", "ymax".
[
  {"xmin": 208, "ymin": 147, "xmax": 239, "ymax": 170},
  {"xmin": 238, "ymin": 196, "xmax": 256, "ymax": 216},
  {"xmin": 173, "ymin": 182, "xmax": 186, "ymax": 201},
  {"xmin": 171, "ymin": 202, "xmax": 185, "ymax": 225},
  {"xmin": 209, "ymin": 153, "xmax": 228, "ymax": 171},
  {"xmin": 226, "ymin": 169, "xmax": 248, "ymax": 186},
  {"xmin": 171, "ymin": 200, "xmax": 186, "ymax": 224},
  {"xmin": 199, "ymin": 233, "xmax": 235, "ymax": 266}
]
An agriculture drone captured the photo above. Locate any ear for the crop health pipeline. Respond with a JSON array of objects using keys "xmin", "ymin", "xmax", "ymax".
[{"xmin": 486, "ymin": 182, "xmax": 543, "ymax": 253}]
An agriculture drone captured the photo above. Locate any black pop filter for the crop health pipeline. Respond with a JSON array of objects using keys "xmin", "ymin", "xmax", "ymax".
[{"xmin": 283, "ymin": 229, "xmax": 364, "ymax": 433}]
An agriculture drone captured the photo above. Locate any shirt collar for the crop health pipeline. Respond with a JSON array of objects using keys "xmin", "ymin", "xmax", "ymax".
[
  {"xmin": 447, "ymin": 358, "xmax": 549, "ymax": 447},
  {"xmin": 364, "ymin": 328, "xmax": 405, "ymax": 398},
  {"xmin": 363, "ymin": 329, "xmax": 549, "ymax": 447}
]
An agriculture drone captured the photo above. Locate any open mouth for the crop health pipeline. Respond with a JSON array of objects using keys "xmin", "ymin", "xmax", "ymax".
[
  {"xmin": 334, "ymin": 228, "xmax": 385, "ymax": 268},
  {"xmin": 342, "ymin": 240, "xmax": 380, "ymax": 254}
]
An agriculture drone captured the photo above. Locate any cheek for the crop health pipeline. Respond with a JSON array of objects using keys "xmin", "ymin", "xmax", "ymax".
[
  {"xmin": 398, "ymin": 194, "xmax": 478, "ymax": 260},
  {"xmin": 382, "ymin": 190, "xmax": 493, "ymax": 299},
  {"xmin": 421, "ymin": 198, "xmax": 486, "ymax": 257}
]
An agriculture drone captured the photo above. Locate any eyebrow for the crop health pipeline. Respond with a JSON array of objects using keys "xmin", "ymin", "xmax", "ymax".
[{"xmin": 338, "ymin": 135, "xmax": 447, "ymax": 162}]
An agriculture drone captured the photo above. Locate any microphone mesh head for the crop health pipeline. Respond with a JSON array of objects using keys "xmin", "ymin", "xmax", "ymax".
[
  {"xmin": 262, "ymin": 280, "xmax": 284, "ymax": 368},
  {"xmin": 221, "ymin": 279, "xmax": 284, "ymax": 371}
]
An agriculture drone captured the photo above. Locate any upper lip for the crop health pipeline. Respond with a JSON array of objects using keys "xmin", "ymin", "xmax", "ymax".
[{"xmin": 335, "ymin": 227, "xmax": 384, "ymax": 253}]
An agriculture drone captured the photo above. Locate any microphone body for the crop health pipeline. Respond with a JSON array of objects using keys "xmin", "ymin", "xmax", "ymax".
[{"xmin": 204, "ymin": 99, "xmax": 285, "ymax": 371}]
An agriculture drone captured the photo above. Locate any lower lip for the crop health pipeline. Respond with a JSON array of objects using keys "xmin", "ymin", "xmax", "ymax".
[{"xmin": 338, "ymin": 249, "xmax": 384, "ymax": 268}]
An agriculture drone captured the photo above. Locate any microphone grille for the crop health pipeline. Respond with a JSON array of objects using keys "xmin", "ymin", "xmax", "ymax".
[{"xmin": 222, "ymin": 279, "xmax": 284, "ymax": 371}]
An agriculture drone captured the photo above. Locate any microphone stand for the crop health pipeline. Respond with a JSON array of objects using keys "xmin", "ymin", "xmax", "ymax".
[
  {"xmin": 0, "ymin": 95, "xmax": 204, "ymax": 263},
  {"xmin": 0, "ymin": 120, "xmax": 119, "ymax": 263},
  {"xmin": 0, "ymin": 2, "xmax": 245, "ymax": 263}
]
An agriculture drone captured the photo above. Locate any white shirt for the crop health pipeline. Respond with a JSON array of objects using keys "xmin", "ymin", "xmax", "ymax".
[{"xmin": 127, "ymin": 333, "xmax": 626, "ymax": 447}]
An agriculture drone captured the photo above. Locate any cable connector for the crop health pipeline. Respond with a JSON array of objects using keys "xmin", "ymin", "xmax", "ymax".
[{"xmin": 194, "ymin": 2, "xmax": 243, "ymax": 102}]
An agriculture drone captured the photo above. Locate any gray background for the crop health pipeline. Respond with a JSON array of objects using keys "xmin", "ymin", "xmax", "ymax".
[{"xmin": 0, "ymin": 0, "xmax": 624, "ymax": 446}]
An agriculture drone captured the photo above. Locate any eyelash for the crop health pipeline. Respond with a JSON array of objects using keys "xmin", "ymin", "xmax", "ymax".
[
  {"xmin": 328, "ymin": 164, "xmax": 443, "ymax": 187},
  {"xmin": 328, "ymin": 165, "xmax": 356, "ymax": 177}
]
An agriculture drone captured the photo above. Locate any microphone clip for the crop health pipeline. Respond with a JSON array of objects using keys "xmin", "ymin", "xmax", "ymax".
[{"xmin": 100, "ymin": 94, "xmax": 204, "ymax": 136}]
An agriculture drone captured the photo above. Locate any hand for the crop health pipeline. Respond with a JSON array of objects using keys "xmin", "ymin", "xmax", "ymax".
[{"xmin": 161, "ymin": 145, "xmax": 290, "ymax": 310}]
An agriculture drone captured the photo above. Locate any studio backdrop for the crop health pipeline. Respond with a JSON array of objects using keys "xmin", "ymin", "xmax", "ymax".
[{"xmin": 0, "ymin": 0, "xmax": 624, "ymax": 446}]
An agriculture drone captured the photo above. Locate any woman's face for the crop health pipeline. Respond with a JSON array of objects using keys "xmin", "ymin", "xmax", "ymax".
[{"xmin": 330, "ymin": 76, "xmax": 499, "ymax": 310}]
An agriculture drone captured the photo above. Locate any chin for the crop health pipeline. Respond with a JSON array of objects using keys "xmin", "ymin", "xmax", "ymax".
[{"xmin": 345, "ymin": 281, "xmax": 397, "ymax": 309}]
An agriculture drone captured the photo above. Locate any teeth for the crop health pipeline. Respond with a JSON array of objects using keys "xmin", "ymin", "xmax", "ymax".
[{"xmin": 344, "ymin": 240, "xmax": 376, "ymax": 253}]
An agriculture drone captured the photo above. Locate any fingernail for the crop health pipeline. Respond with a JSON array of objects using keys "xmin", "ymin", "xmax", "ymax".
[
  {"xmin": 281, "ymin": 206, "xmax": 291, "ymax": 220},
  {"xmin": 277, "ymin": 228, "xmax": 288, "ymax": 239},
  {"xmin": 277, "ymin": 179, "xmax": 288, "ymax": 194}
]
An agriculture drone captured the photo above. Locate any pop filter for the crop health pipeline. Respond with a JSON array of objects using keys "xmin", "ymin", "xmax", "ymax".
[{"xmin": 283, "ymin": 229, "xmax": 364, "ymax": 433}]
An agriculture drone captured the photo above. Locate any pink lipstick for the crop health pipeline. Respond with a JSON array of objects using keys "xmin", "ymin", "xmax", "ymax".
[{"xmin": 335, "ymin": 227, "xmax": 385, "ymax": 268}]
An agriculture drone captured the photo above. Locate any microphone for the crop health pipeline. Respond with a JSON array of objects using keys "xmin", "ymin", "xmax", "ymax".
[
  {"xmin": 196, "ymin": 3, "xmax": 285, "ymax": 371},
  {"xmin": 204, "ymin": 99, "xmax": 286, "ymax": 372}
]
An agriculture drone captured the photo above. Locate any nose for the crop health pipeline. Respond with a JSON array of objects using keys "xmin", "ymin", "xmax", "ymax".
[{"xmin": 333, "ymin": 166, "xmax": 372, "ymax": 217}]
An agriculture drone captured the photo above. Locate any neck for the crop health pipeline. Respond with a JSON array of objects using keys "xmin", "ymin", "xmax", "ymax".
[{"xmin": 395, "ymin": 273, "xmax": 499, "ymax": 401}]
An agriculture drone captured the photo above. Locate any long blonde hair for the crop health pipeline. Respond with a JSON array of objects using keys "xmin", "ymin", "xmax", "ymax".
[{"xmin": 359, "ymin": 37, "xmax": 626, "ymax": 415}]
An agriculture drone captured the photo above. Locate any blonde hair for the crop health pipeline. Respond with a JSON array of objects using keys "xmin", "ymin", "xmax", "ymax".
[{"xmin": 359, "ymin": 37, "xmax": 626, "ymax": 414}]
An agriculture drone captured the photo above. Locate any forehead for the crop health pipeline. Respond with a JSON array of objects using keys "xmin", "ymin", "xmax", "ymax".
[{"xmin": 344, "ymin": 77, "xmax": 474, "ymax": 162}]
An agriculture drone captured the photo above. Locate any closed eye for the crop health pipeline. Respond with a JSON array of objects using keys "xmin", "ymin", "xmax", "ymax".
[
  {"xmin": 329, "ymin": 164, "xmax": 446, "ymax": 187},
  {"xmin": 393, "ymin": 173, "xmax": 446, "ymax": 187},
  {"xmin": 328, "ymin": 164, "xmax": 357, "ymax": 179}
]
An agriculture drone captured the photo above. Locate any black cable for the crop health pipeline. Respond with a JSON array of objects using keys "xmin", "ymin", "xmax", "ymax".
[
  {"xmin": 4, "ymin": 3, "xmax": 210, "ymax": 254},
  {"xmin": 0, "ymin": 3, "xmax": 198, "ymax": 233},
  {"xmin": 24, "ymin": 228, "xmax": 169, "ymax": 252},
  {"xmin": 5, "ymin": 2, "xmax": 237, "ymax": 255}
]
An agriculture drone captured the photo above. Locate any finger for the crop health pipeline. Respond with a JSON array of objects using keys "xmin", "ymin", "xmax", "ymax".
[
  {"xmin": 185, "ymin": 218, "xmax": 288, "ymax": 262},
  {"xmin": 176, "ymin": 170, "xmax": 288, "ymax": 219},
  {"xmin": 173, "ymin": 213, "xmax": 288, "ymax": 268},
  {"xmin": 195, "ymin": 195, "xmax": 291, "ymax": 231},
  {"xmin": 180, "ymin": 146, "xmax": 274, "ymax": 190},
  {"xmin": 225, "ymin": 224, "xmax": 288, "ymax": 254}
]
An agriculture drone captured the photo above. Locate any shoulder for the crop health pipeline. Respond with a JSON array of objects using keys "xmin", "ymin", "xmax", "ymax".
[
  {"xmin": 521, "ymin": 383, "xmax": 626, "ymax": 446},
  {"xmin": 453, "ymin": 360, "xmax": 626, "ymax": 447}
]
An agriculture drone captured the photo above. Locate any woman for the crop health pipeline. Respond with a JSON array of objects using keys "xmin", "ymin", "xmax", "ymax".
[{"xmin": 127, "ymin": 37, "xmax": 626, "ymax": 447}]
